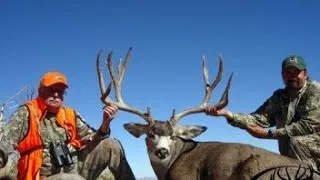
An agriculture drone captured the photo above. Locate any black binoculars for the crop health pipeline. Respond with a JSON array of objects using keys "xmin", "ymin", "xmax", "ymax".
[{"xmin": 50, "ymin": 141, "xmax": 73, "ymax": 167}]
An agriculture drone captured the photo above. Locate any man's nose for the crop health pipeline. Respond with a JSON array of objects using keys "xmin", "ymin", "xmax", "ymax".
[
  {"xmin": 52, "ymin": 91, "xmax": 64, "ymax": 97},
  {"xmin": 53, "ymin": 92, "xmax": 60, "ymax": 97}
]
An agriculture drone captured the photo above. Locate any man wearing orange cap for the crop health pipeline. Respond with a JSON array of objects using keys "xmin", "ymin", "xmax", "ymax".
[{"xmin": 0, "ymin": 71, "xmax": 135, "ymax": 180}]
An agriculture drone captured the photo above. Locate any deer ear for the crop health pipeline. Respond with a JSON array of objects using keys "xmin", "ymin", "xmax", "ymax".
[
  {"xmin": 174, "ymin": 125, "xmax": 207, "ymax": 139},
  {"xmin": 124, "ymin": 123, "xmax": 149, "ymax": 138}
]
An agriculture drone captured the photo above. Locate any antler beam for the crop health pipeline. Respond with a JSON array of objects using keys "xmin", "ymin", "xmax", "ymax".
[
  {"xmin": 169, "ymin": 55, "xmax": 233, "ymax": 125},
  {"xmin": 96, "ymin": 48, "xmax": 154, "ymax": 125}
]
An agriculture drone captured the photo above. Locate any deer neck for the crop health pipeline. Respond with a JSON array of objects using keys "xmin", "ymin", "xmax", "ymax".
[{"xmin": 146, "ymin": 138, "xmax": 197, "ymax": 180}]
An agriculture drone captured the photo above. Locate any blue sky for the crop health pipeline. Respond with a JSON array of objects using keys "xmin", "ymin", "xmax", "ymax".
[{"xmin": 1, "ymin": 0, "xmax": 319, "ymax": 178}]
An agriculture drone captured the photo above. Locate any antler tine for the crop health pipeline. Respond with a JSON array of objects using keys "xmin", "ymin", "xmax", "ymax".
[
  {"xmin": 210, "ymin": 73, "xmax": 233, "ymax": 111},
  {"xmin": 169, "ymin": 55, "xmax": 231, "ymax": 125},
  {"xmin": 96, "ymin": 48, "xmax": 154, "ymax": 125},
  {"xmin": 96, "ymin": 50, "xmax": 106, "ymax": 95},
  {"xmin": 118, "ymin": 47, "xmax": 132, "ymax": 85},
  {"xmin": 201, "ymin": 55, "xmax": 223, "ymax": 107},
  {"xmin": 106, "ymin": 51, "xmax": 121, "ymax": 102}
]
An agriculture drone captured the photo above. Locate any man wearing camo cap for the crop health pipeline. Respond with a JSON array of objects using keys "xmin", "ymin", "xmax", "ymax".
[
  {"xmin": 0, "ymin": 71, "xmax": 135, "ymax": 180},
  {"xmin": 206, "ymin": 55, "xmax": 320, "ymax": 171}
]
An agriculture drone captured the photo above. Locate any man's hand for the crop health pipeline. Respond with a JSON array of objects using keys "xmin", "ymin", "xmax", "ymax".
[
  {"xmin": 246, "ymin": 125, "xmax": 268, "ymax": 139},
  {"xmin": 205, "ymin": 106, "xmax": 224, "ymax": 116},
  {"xmin": 103, "ymin": 105, "xmax": 118, "ymax": 123},
  {"xmin": 205, "ymin": 106, "xmax": 233, "ymax": 119},
  {"xmin": 99, "ymin": 105, "xmax": 118, "ymax": 134}
]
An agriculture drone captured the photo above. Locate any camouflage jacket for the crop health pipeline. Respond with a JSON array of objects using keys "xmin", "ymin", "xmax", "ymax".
[
  {"xmin": 0, "ymin": 105, "xmax": 108, "ymax": 176},
  {"xmin": 229, "ymin": 80, "xmax": 320, "ymax": 155}
]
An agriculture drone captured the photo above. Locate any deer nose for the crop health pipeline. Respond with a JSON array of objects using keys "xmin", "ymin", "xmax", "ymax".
[{"xmin": 156, "ymin": 148, "xmax": 169, "ymax": 159}]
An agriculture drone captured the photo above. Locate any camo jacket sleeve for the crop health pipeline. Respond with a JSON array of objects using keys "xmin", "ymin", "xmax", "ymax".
[
  {"xmin": 276, "ymin": 81, "xmax": 320, "ymax": 137},
  {"xmin": 1, "ymin": 106, "xmax": 30, "ymax": 149},
  {"xmin": 227, "ymin": 91, "xmax": 279, "ymax": 130},
  {"xmin": 0, "ymin": 106, "xmax": 28, "ymax": 167},
  {"xmin": 75, "ymin": 111, "xmax": 111, "ymax": 141},
  {"xmin": 75, "ymin": 112, "xmax": 95, "ymax": 138}
]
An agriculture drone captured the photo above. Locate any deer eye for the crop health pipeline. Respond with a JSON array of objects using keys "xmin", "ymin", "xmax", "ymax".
[
  {"xmin": 170, "ymin": 136, "xmax": 177, "ymax": 140},
  {"xmin": 148, "ymin": 133, "xmax": 155, "ymax": 139}
]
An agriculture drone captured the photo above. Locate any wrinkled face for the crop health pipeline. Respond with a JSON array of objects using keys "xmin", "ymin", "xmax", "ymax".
[
  {"xmin": 146, "ymin": 121, "xmax": 176, "ymax": 160},
  {"xmin": 282, "ymin": 67, "xmax": 308, "ymax": 90},
  {"xmin": 39, "ymin": 84, "xmax": 67, "ymax": 113}
]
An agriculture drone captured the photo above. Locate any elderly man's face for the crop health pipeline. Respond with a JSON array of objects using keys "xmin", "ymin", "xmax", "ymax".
[
  {"xmin": 282, "ymin": 67, "xmax": 308, "ymax": 90},
  {"xmin": 39, "ymin": 84, "xmax": 67, "ymax": 113}
]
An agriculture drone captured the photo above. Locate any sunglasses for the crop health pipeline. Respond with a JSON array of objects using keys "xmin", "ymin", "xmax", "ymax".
[{"xmin": 45, "ymin": 87, "xmax": 67, "ymax": 96}]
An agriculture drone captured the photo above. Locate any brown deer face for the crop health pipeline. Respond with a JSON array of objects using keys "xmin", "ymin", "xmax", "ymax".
[{"xmin": 124, "ymin": 121, "xmax": 207, "ymax": 160}]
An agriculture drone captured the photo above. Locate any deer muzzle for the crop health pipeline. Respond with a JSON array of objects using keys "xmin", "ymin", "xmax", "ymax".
[{"xmin": 156, "ymin": 148, "xmax": 169, "ymax": 159}]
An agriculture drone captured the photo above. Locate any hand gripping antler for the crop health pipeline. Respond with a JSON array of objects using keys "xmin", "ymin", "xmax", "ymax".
[
  {"xmin": 169, "ymin": 55, "xmax": 233, "ymax": 125},
  {"xmin": 96, "ymin": 48, "xmax": 154, "ymax": 125}
]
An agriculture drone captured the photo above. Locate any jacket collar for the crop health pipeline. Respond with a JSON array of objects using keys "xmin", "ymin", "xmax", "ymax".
[{"xmin": 35, "ymin": 96, "xmax": 47, "ymax": 113}]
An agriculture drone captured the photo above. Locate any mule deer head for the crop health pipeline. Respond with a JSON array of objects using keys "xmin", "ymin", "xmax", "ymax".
[{"xmin": 97, "ymin": 48, "xmax": 232, "ymax": 154}]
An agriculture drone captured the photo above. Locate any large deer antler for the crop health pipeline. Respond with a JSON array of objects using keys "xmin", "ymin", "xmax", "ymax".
[
  {"xmin": 96, "ymin": 47, "xmax": 154, "ymax": 125},
  {"xmin": 169, "ymin": 55, "xmax": 233, "ymax": 125}
]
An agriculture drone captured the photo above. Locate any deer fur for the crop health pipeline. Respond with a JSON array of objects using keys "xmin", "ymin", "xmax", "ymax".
[{"xmin": 124, "ymin": 121, "xmax": 319, "ymax": 180}]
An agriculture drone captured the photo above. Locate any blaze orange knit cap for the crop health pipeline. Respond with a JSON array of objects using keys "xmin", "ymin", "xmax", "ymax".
[{"xmin": 39, "ymin": 72, "xmax": 68, "ymax": 87}]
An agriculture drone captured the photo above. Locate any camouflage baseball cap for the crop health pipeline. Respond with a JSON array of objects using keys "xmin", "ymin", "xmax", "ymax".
[{"xmin": 282, "ymin": 55, "xmax": 306, "ymax": 71}]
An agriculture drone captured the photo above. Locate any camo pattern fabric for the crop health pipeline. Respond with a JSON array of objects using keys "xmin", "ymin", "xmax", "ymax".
[
  {"xmin": 78, "ymin": 138, "xmax": 135, "ymax": 180},
  {"xmin": 228, "ymin": 80, "xmax": 320, "ymax": 170},
  {"xmin": 0, "ymin": 105, "xmax": 135, "ymax": 179}
]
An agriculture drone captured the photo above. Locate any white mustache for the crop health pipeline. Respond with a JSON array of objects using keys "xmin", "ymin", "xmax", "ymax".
[{"xmin": 48, "ymin": 99, "xmax": 62, "ymax": 103}]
